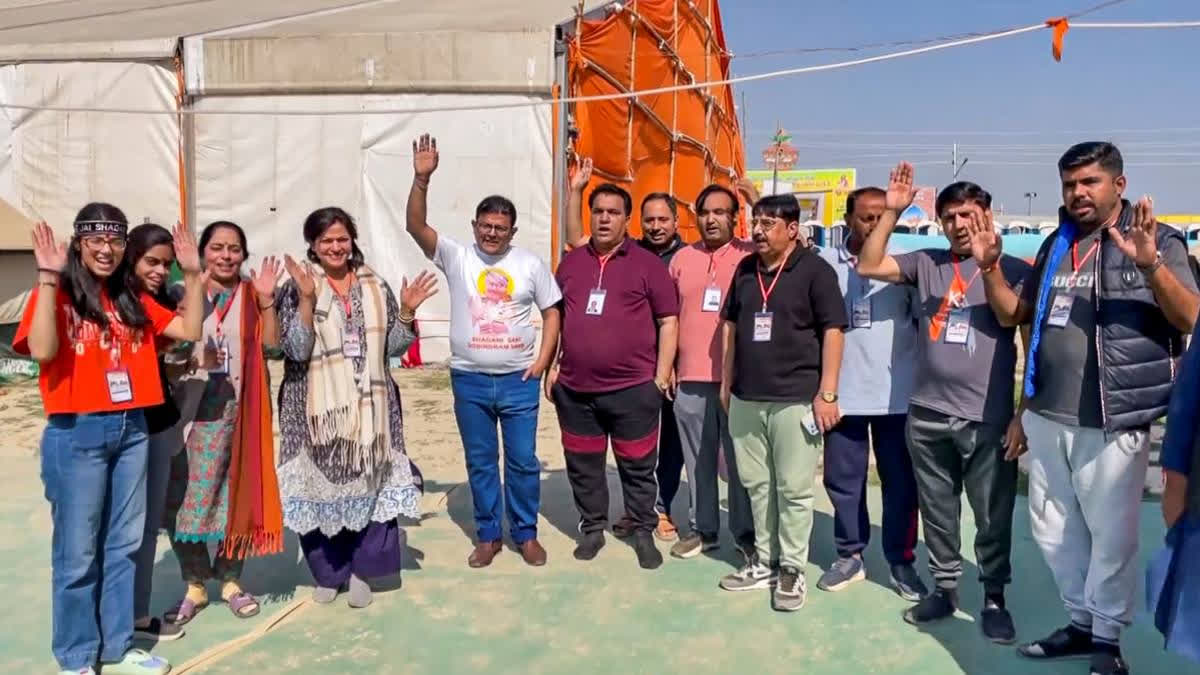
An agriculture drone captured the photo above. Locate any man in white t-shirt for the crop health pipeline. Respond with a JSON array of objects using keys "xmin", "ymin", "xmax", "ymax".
[{"xmin": 405, "ymin": 133, "xmax": 563, "ymax": 569}]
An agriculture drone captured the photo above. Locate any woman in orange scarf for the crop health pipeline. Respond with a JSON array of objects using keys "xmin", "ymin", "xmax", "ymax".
[{"xmin": 161, "ymin": 221, "xmax": 284, "ymax": 626}]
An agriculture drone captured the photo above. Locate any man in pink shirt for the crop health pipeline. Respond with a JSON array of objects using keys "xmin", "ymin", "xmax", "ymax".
[{"xmin": 666, "ymin": 184, "xmax": 757, "ymax": 560}]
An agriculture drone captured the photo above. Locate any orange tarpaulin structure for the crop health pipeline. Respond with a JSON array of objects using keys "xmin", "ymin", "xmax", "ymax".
[{"xmin": 561, "ymin": 0, "xmax": 746, "ymax": 245}]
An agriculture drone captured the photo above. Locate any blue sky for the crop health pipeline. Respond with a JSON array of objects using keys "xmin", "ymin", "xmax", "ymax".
[{"xmin": 721, "ymin": 0, "xmax": 1199, "ymax": 217}]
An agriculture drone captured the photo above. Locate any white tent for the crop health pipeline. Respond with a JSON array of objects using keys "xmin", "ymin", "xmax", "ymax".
[{"xmin": 0, "ymin": 0, "xmax": 610, "ymax": 362}]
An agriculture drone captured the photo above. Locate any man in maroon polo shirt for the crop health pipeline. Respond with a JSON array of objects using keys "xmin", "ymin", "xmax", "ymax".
[{"xmin": 546, "ymin": 182, "xmax": 680, "ymax": 570}]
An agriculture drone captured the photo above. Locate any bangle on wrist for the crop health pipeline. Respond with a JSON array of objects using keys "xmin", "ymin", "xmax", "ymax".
[{"xmin": 37, "ymin": 267, "xmax": 60, "ymax": 275}]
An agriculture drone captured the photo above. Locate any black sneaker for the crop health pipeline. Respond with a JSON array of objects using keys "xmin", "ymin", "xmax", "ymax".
[
  {"xmin": 632, "ymin": 531, "xmax": 663, "ymax": 569},
  {"xmin": 1089, "ymin": 651, "xmax": 1130, "ymax": 675},
  {"xmin": 670, "ymin": 532, "xmax": 719, "ymax": 559},
  {"xmin": 980, "ymin": 597, "xmax": 1016, "ymax": 644},
  {"xmin": 903, "ymin": 587, "xmax": 957, "ymax": 625},
  {"xmin": 772, "ymin": 566, "xmax": 807, "ymax": 612},
  {"xmin": 573, "ymin": 531, "xmax": 605, "ymax": 561},
  {"xmin": 1017, "ymin": 625, "xmax": 1095, "ymax": 660},
  {"xmin": 889, "ymin": 563, "xmax": 929, "ymax": 602},
  {"xmin": 133, "ymin": 617, "xmax": 184, "ymax": 642}
]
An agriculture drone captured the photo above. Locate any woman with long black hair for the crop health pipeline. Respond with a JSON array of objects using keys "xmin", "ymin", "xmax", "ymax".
[
  {"xmin": 14, "ymin": 204, "xmax": 206, "ymax": 675},
  {"xmin": 122, "ymin": 223, "xmax": 187, "ymax": 643},
  {"xmin": 276, "ymin": 206, "xmax": 435, "ymax": 608}
]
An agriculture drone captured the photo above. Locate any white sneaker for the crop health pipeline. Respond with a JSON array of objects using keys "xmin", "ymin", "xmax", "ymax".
[{"xmin": 719, "ymin": 557, "xmax": 777, "ymax": 591}]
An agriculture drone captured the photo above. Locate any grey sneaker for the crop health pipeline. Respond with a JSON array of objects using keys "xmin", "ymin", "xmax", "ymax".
[
  {"xmin": 670, "ymin": 532, "xmax": 719, "ymax": 559},
  {"xmin": 816, "ymin": 556, "xmax": 865, "ymax": 592},
  {"xmin": 772, "ymin": 566, "xmax": 807, "ymax": 612},
  {"xmin": 889, "ymin": 563, "xmax": 929, "ymax": 602},
  {"xmin": 719, "ymin": 556, "xmax": 777, "ymax": 591}
]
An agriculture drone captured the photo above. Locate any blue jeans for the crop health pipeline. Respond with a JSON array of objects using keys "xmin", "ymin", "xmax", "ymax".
[
  {"xmin": 450, "ymin": 369, "xmax": 541, "ymax": 544},
  {"xmin": 41, "ymin": 410, "xmax": 149, "ymax": 669}
]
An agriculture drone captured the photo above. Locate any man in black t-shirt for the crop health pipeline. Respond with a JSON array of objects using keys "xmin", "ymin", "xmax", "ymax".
[{"xmin": 716, "ymin": 194, "xmax": 847, "ymax": 613}]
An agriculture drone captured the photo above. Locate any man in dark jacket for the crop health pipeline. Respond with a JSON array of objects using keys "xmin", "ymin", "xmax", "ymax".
[{"xmin": 973, "ymin": 141, "xmax": 1200, "ymax": 675}]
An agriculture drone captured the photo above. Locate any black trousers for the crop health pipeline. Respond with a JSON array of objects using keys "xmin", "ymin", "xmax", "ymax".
[
  {"xmin": 906, "ymin": 404, "xmax": 1017, "ymax": 592},
  {"xmin": 553, "ymin": 381, "xmax": 661, "ymax": 535}
]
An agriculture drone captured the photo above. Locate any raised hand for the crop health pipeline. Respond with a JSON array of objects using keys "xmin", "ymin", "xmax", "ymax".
[
  {"xmin": 413, "ymin": 134, "xmax": 439, "ymax": 179},
  {"xmin": 283, "ymin": 254, "xmax": 317, "ymax": 300},
  {"xmin": 31, "ymin": 221, "xmax": 68, "ymax": 272},
  {"xmin": 967, "ymin": 207, "xmax": 1003, "ymax": 269},
  {"xmin": 569, "ymin": 157, "xmax": 593, "ymax": 192},
  {"xmin": 172, "ymin": 222, "xmax": 204, "ymax": 276},
  {"xmin": 250, "ymin": 255, "xmax": 282, "ymax": 299},
  {"xmin": 1109, "ymin": 195, "xmax": 1158, "ymax": 268},
  {"xmin": 885, "ymin": 161, "xmax": 918, "ymax": 212},
  {"xmin": 399, "ymin": 270, "xmax": 438, "ymax": 313},
  {"xmin": 735, "ymin": 177, "xmax": 760, "ymax": 205}
]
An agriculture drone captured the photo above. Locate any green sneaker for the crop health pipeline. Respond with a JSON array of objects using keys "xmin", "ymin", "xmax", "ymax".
[{"xmin": 101, "ymin": 649, "xmax": 170, "ymax": 675}]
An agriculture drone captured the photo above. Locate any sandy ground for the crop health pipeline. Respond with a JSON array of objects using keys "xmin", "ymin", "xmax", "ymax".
[{"xmin": 0, "ymin": 365, "xmax": 1187, "ymax": 674}]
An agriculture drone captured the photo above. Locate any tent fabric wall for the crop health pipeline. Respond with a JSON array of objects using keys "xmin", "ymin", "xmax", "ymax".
[
  {"xmin": 566, "ymin": 0, "xmax": 745, "ymax": 242},
  {"xmin": 0, "ymin": 62, "xmax": 180, "ymax": 237},
  {"xmin": 191, "ymin": 93, "xmax": 553, "ymax": 363}
]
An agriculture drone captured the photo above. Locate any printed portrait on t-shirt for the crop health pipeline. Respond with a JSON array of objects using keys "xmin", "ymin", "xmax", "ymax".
[{"xmin": 469, "ymin": 267, "xmax": 517, "ymax": 335}]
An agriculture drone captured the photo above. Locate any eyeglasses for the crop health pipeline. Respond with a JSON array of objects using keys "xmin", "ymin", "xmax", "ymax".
[
  {"xmin": 81, "ymin": 236, "xmax": 127, "ymax": 251},
  {"xmin": 749, "ymin": 217, "xmax": 784, "ymax": 232},
  {"xmin": 473, "ymin": 221, "xmax": 513, "ymax": 236}
]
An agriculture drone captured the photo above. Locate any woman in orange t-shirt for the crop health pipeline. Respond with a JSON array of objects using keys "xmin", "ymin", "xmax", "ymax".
[{"xmin": 14, "ymin": 202, "xmax": 206, "ymax": 675}]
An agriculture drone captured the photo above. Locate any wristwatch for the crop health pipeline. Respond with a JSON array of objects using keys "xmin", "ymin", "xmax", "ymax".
[
  {"xmin": 819, "ymin": 391, "xmax": 839, "ymax": 404},
  {"xmin": 1137, "ymin": 251, "xmax": 1164, "ymax": 276}
]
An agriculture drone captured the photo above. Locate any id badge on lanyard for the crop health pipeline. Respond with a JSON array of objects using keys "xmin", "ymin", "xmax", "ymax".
[
  {"xmin": 588, "ymin": 250, "xmax": 615, "ymax": 316},
  {"xmin": 753, "ymin": 312, "xmax": 773, "ymax": 342},
  {"xmin": 945, "ymin": 308, "xmax": 971, "ymax": 344},
  {"xmin": 104, "ymin": 338, "xmax": 133, "ymax": 404},
  {"xmin": 1047, "ymin": 294, "xmax": 1073, "ymax": 327},
  {"xmin": 702, "ymin": 286, "xmax": 722, "ymax": 312},
  {"xmin": 851, "ymin": 297, "xmax": 872, "ymax": 328},
  {"xmin": 343, "ymin": 332, "xmax": 363, "ymax": 358},
  {"xmin": 211, "ymin": 286, "xmax": 237, "ymax": 374}
]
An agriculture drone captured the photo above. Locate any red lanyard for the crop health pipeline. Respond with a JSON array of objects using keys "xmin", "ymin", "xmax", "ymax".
[
  {"xmin": 756, "ymin": 261, "xmax": 785, "ymax": 312},
  {"xmin": 100, "ymin": 294, "xmax": 122, "ymax": 367},
  {"xmin": 1072, "ymin": 240, "xmax": 1100, "ymax": 273},
  {"xmin": 595, "ymin": 250, "xmax": 617, "ymax": 289},
  {"xmin": 212, "ymin": 284, "xmax": 239, "ymax": 339},
  {"xmin": 949, "ymin": 256, "xmax": 981, "ymax": 307},
  {"xmin": 329, "ymin": 274, "xmax": 355, "ymax": 318}
]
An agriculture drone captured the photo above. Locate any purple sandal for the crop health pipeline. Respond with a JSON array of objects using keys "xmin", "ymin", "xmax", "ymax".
[
  {"xmin": 226, "ymin": 591, "xmax": 261, "ymax": 618},
  {"xmin": 164, "ymin": 597, "xmax": 206, "ymax": 626}
]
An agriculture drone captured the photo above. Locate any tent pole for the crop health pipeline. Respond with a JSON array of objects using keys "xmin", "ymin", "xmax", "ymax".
[{"xmin": 553, "ymin": 31, "xmax": 569, "ymax": 271}]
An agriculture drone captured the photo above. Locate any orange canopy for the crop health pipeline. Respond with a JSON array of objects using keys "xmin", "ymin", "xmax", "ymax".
[{"xmin": 563, "ymin": 0, "xmax": 746, "ymax": 244}]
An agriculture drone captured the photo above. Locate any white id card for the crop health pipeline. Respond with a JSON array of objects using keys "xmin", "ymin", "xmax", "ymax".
[
  {"xmin": 945, "ymin": 308, "xmax": 971, "ymax": 345},
  {"xmin": 852, "ymin": 297, "xmax": 872, "ymax": 328},
  {"xmin": 106, "ymin": 369, "xmax": 133, "ymax": 403},
  {"xmin": 702, "ymin": 286, "xmax": 722, "ymax": 312},
  {"xmin": 586, "ymin": 289, "xmax": 607, "ymax": 316},
  {"xmin": 801, "ymin": 408, "xmax": 820, "ymax": 436},
  {"xmin": 343, "ymin": 333, "xmax": 362, "ymax": 358},
  {"xmin": 209, "ymin": 337, "xmax": 228, "ymax": 374},
  {"xmin": 753, "ymin": 312, "xmax": 773, "ymax": 342},
  {"xmin": 1047, "ymin": 294, "xmax": 1073, "ymax": 328}
]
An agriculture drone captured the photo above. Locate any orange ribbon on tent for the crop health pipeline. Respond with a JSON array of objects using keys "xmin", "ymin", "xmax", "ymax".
[{"xmin": 1046, "ymin": 17, "xmax": 1070, "ymax": 61}]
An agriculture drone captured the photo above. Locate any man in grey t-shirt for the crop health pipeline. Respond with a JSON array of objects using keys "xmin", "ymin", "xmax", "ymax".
[
  {"xmin": 857, "ymin": 162, "xmax": 1031, "ymax": 646},
  {"xmin": 974, "ymin": 142, "xmax": 1200, "ymax": 675}
]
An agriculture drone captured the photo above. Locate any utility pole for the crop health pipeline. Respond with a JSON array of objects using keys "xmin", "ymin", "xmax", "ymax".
[
  {"xmin": 1025, "ymin": 191, "xmax": 1037, "ymax": 216},
  {"xmin": 952, "ymin": 142, "xmax": 968, "ymax": 180}
]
